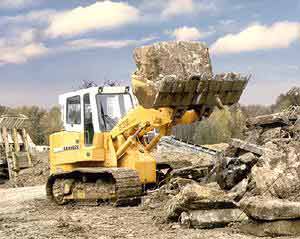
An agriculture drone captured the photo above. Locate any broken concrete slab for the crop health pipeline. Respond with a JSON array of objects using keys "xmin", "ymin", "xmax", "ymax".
[
  {"xmin": 217, "ymin": 162, "xmax": 249, "ymax": 191},
  {"xmin": 240, "ymin": 220, "xmax": 300, "ymax": 237},
  {"xmin": 180, "ymin": 208, "xmax": 248, "ymax": 229},
  {"xmin": 216, "ymin": 156, "xmax": 250, "ymax": 191},
  {"xmin": 239, "ymin": 197, "xmax": 300, "ymax": 221},
  {"xmin": 260, "ymin": 127, "xmax": 282, "ymax": 143},
  {"xmin": 142, "ymin": 178, "xmax": 197, "ymax": 210},
  {"xmin": 170, "ymin": 165, "xmax": 211, "ymax": 182},
  {"xmin": 239, "ymin": 152, "xmax": 257, "ymax": 165},
  {"xmin": 247, "ymin": 113, "xmax": 290, "ymax": 128},
  {"xmin": 244, "ymin": 128, "xmax": 263, "ymax": 145},
  {"xmin": 246, "ymin": 106, "xmax": 299, "ymax": 129},
  {"xmin": 227, "ymin": 178, "xmax": 249, "ymax": 202},
  {"xmin": 250, "ymin": 146, "xmax": 300, "ymax": 199},
  {"xmin": 262, "ymin": 141, "xmax": 280, "ymax": 151},
  {"xmin": 165, "ymin": 183, "xmax": 236, "ymax": 220},
  {"xmin": 230, "ymin": 138, "xmax": 268, "ymax": 156},
  {"xmin": 133, "ymin": 41, "xmax": 213, "ymax": 84}
]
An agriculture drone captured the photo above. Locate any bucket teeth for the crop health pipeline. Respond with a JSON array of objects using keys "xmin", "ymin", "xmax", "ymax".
[{"xmin": 132, "ymin": 73, "xmax": 249, "ymax": 110}]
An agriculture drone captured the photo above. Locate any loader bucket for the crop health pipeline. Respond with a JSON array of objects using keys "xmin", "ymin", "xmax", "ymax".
[
  {"xmin": 132, "ymin": 41, "xmax": 248, "ymax": 111},
  {"xmin": 132, "ymin": 73, "xmax": 249, "ymax": 109}
]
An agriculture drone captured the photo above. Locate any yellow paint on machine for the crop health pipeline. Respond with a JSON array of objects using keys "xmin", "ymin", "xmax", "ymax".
[
  {"xmin": 49, "ymin": 105, "xmax": 202, "ymax": 185},
  {"xmin": 49, "ymin": 130, "xmax": 157, "ymax": 184}
]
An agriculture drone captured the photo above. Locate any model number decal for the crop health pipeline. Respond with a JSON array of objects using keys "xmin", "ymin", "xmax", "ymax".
[
  {"xmin": 64, "ymin": 145, "xmax": 79, "ymax": 151},
  {"xmin": 53, "ymin": 145, "xmax": 79, "ymax": 153}
]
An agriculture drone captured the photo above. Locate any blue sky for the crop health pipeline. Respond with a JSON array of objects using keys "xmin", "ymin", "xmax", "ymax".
[{"xmin": 0, "ymin": 0, "xmax": 299, "ymax": 107}]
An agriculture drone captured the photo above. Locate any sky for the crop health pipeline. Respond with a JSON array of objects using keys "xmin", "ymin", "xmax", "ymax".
[{"xmin": 0, "ymin": 0, "xmax": 299, "ymax": 108}]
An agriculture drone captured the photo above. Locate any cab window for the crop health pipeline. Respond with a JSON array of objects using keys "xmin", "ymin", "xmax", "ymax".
[
  {"xmin": 96, "ymin": 93, "xmax": 133, "ymax": 131},
  {"xmin": 66, "ymin": 95, "xmax": 81, "ymax": 124}
]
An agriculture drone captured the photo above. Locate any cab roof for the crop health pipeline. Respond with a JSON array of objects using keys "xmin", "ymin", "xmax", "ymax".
[{"xmin": 59, "ymin": 86, "xmax": 130, "ymax": 99}]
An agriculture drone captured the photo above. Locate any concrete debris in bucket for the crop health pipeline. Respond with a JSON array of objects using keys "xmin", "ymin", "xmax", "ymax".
[
  {"xmin": 132, "ymin": 41, "xmax": 213, "ymax": 83},
  {"xmin": 132, "ymin": 41, "xmax": 249, "ymax": 109}
]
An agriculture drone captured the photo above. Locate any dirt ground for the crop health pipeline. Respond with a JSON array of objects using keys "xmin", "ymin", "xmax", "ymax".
[
  {"xmin": 0, "ymin": 186, "xmax": 287, "ymax": 239},
  {"xmin": 0, "ymin": 142, "xmax": 296, "ymax": 239}
]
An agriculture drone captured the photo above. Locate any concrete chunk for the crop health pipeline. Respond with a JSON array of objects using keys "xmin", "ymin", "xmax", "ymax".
[
  {"xmin": 133, "ymin": 41, "xmax": 213, "ymax": 84},
  {"xmin": 165, "ymin": 183, "xmax": 235, "ymax": 221},
  {"xmin": 239, "ymin": 152, "xmax": 257, "ymax": 165},
  {"xmin": 181, "ymin": 209, "xmax": 248, "ymax": 229},
  {"xmin": 239, "ymin": 197, "xmax": 300, "ymax": 221},
  {"xmin": 230, "ymin": 138, "xmax": 267, "ymax": 156},
  {"xmin": 247, "ymin": 113, "xmax": 290, "ymax": 127},
  {"xmin": 240, "ymin": 220, "xmax": 300, "ymax": 237}
]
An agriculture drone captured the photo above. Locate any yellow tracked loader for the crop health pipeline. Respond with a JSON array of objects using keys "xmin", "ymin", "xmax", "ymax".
[{"xmin": 47, "ymin": 42, "xmax": 249, "ymax": 206}]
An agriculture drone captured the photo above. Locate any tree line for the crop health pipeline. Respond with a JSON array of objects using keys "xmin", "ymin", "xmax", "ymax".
[
  {"xmin": 0, "ymin": 105, "xmax": 62, "ymax": 145},
  {"xmin": 0, "ymin": 87, "xmax": 298, "ymax": 146},
  {"xmin": 174, "ymin": 87, "xmax": 300, "ymax": 145}
]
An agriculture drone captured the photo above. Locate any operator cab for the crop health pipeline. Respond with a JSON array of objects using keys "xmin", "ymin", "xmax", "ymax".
[{"xmin": 59, "ymin": 86, "xmax": 135, "ymax": 145}]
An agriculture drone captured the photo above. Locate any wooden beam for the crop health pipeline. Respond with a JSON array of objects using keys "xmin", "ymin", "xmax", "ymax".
[
  {"xmin": 12, "ymin": 128, "xmax": 20, "ymax": 152},
  {"xmin": 22, "ymin": 128, "xmax": 32, "ymax": 167},
  {"xmin": 2, "ymin": 127, "xmax": 9, "ymax": 160},
  {"xmin": 2, "ymin": 127, "xmax": 17, "ymax": 179}
]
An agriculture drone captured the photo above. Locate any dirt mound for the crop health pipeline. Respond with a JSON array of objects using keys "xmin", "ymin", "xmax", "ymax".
[{"xmin": 6, "ymin": 152, "xmax": 49, "ymax": 187}]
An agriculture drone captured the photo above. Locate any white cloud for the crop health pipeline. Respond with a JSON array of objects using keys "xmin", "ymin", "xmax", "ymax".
[
  {"xmin": 0, "ymin": 32, "xmax": 156, "ymax": 66},
  {"xmin": 168, "ymin": 26, "xmax": 214, "ymax": 41},
  {"xmin": 211, "ymin": 21, "xmax": 300, "ymax": 55},
  {"xmin": 46, "ymin": 1, "xmax": 140, "ymax": 38},
  {"xmin": 63, "ymin": 36, "xmax": 157, "ymax": 51},
  {"xmin": 0, "ymin": 27, "xmax": 49, "ymax": 65},
  {"xmin": 162, "ymin": 0, "xmax": 216, "ymax": 18},
  {"xmin": 0, "ymin": 41, "xmax": 48, "ymax": 65},
  {"xmin": 0, "ymin": 9, "xmax": 56, "ymax": 25},
  {"xmin": 0, "ymin": 0, "xmax": 36, "ymax": 9},
  {"xmin": 287, "ymin": 65, "xmax": 299, "ymax": 71},
  {"xmin": 162, "ymin": 0, "xmax": 193, "ymax": 17}
]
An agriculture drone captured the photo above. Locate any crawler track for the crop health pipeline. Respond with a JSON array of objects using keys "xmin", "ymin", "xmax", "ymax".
[{"xmin": 46, "ymin": 167, "xmax": 142, "ymax": 206}]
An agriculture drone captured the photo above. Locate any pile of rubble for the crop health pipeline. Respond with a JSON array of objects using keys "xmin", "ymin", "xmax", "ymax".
[
  {"xmin": 145, "ymin": 106, "xmax": 300, "ymax": 237},
  {"xmin": 218, "ymin": 106, "xmax": 300, "ymax": 196},
  {"xmin": 217, "ymin": 106, "xmax": 300, "ymax": 236},
  {"xmin": 1, "ymin": 152, "xmax": 49, "ymax": 188}
]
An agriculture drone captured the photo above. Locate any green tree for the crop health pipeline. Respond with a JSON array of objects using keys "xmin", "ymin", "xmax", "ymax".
[
  {"xmin": 41, "ymin": 106, "xmax": 63, "ymax": 145},
  {"xmin": 15, "ymin": 106, "xmax": 47, "ymax": 145},
  {"xmin": 0, "ymin": 105, "xmax": 7, "ymax": 115},
  {"xmin": 193, "ymin": 106, "xmax": 246, "ymax": 145},
  {"xmin": 274, "ymin": 94, "xmax": 297, "ymax": 112}
]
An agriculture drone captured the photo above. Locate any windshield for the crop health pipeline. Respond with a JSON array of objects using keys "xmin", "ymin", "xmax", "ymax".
[{"xmin": 96, "ymin": 93, "xmax": 133, "ymax": 131}]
